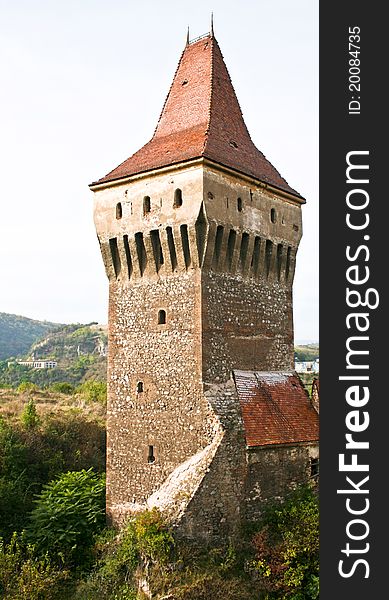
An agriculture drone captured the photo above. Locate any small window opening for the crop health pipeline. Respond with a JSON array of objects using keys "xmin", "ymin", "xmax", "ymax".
[
  {"xmin": 158, "ymin": 309, "xmax": 166, "ymax": 324},
  {"xmin": 116, "ymin": 203, "xmax": 122, "ymax": 219},
  {"xmin": 207, "ymin": 191, "xmax": 214, "ymax": 199},
  {"xmin": 150, "ymin": 230, "xmax": 164, "ymax": 272},
  {"xmin": 271, "ymin": 208, "xmax": 276, "ymax": 223},
  {"xmin": 174, "ymin": 188, "xmax": 183, "ymax": 208},
  {"xmin": 148, "ymin": 445, "xmax": 155, "ymax": 464},
  {"xmin": 143, "ymin": 196, "xmax": 151, "ymax": 215},
  {"xmin": 181, "ymin": 79, "xmax": 188, "ymax": 86},
  {"xmin": 237, "ymin": 197, "xmax": 243, "ymax": 212},
  {"xmin": 310, "ymin": 458, "xmax": 319, "ymax": 478},
  {"xmin": 137, "ymin": 381, "xmax": 143, "ymax": 393},
  {"xmin": 230, "ymin": 140, "xmax": 238, "ymax": 148},
  {"xmin": 293, "ymin": 223, "xmax": 299, "ymax": 232}
]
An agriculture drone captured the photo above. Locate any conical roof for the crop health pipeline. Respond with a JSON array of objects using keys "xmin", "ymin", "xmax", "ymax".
[{"xmin": 94, "ymin": 34, "xmax": 302, "ymax": 199}]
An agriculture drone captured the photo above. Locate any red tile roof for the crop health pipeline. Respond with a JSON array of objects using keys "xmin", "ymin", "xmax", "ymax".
[
  {"xmin": 93, "ymin": 35, "xmax": 303, "ymax": 199},
  {"xmin": 234, "ymin": 371, "xmax": 319, "ymax": 447}
]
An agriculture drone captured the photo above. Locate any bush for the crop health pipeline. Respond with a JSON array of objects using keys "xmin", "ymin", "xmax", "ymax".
[
  {"xmin": 27, "ymin": 468, "xmax": 106, "ymax": 567},
  {"xmin": 49, "ymin": 382, "xmax": 75, "ymax": 394},
  {"xmin": 21, "ymin": 399, "xmax": 40, "ymax": 429},
  {"xmin": 251, "ymin": 486, "xmax": 319, "ymax": 599},
  {"xmin": 17, "ymin": 382, "xmax": 39, "ymax": 394},
  {"xmin": 0, "ymin": 532, "xmax": 68, "ymax": 600},
  {"xmin": 76, "ymin": 381, "xmax": 107, "ymax": 403}
]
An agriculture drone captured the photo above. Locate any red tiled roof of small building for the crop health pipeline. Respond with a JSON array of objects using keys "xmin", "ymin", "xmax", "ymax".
[
  {"xmin": 93, "ymin": 34, "xmax": 303, "ymax": 200},
  {"xmin": 234, "ymin": 371, "xmax": 319, "ymax": 447}
]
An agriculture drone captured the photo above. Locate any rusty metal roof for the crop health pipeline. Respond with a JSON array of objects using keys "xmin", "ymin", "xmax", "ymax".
[
  {"xmin": 92, "ymin": 34, "xmax": 303, "ymax": 200},
  {"xmin": 234, "ymin": 371, "xmax": 319, "ymax": 447}
]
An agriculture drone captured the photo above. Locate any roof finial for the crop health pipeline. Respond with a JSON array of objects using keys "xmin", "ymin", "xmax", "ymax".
[
  {"xmin": 186, "ymin": 26, "xmax": 190, "ymax": 45},
  {"xmin": 211, "ymin": 12, "xmax": 214, "ymax": 37}
]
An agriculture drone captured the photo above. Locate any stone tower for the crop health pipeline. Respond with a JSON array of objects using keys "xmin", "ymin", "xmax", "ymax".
[{"xmin": 90, "ymin": 32, "xmax": 313, "ymax": 540}]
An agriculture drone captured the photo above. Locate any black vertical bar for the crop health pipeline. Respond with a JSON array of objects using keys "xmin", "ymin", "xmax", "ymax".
[{"xmin": 320, "ymin": 2, "xmax": 387, "ymax": 598}]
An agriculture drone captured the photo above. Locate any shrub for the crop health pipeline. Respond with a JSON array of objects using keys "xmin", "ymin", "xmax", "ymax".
[
  {"xmin": 17, "ymin": 381, "xmax": 39, "ymax": 394},
  {"xmin": 134, "ymin": 508, "xmax": 174, "ymax": 564},
  {"xmin": 49, "ymin": 382, "xmax": 75, "ymax": 394},
  {"xmin": 27, "ymin": 468, "xmax": 106, "ymax": 567},
  {"xmin": 21, "ymin": 399, "xmax": 40, "ymax": 429},
  {"xmin": 251, "ymin": 486, "xmax": 319, "ymax": 599},
  {"xmin": 0, "ymin": 532, "xmax": 68, "ymax": 600},
  {"xmin": 76, "ymin": 381, "xmax": 107, "ymax": 403}
]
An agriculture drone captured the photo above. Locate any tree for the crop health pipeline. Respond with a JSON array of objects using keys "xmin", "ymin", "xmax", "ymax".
[
  {"xmin": 251, "ymin": 486, "xmax": 319, "ymax": 599},
  {"xmin": 27, "ymin": 468, "xmax": 106, "ymax": 566}
]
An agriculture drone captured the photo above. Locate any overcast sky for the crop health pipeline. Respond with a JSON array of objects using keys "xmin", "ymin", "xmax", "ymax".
[{"xmin": 0, "ymin": 0, "xmax": 318, "ymax": 343}]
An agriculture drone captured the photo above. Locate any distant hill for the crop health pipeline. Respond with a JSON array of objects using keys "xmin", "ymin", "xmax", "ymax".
[
  {"xmin": 0, "ymin": 312, "xmax": 61, "ymax": 360},
  {"xmin": 0, "ymin": 321, "xmax": 108, "ymax": 388},
  {"xmin": 294, "ymin": 343, "xmax": 319, "ymax": 362}
]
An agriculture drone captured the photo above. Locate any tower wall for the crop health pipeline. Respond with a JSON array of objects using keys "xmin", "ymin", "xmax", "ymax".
[{"xmin": 200, "ymin": 166, "xmax": 302, "ymax": 383}]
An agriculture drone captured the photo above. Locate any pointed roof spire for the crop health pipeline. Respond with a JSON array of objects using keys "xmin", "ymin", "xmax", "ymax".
[
  {"xmin": 210, "ymin": 13, "xmax": 214, "ymax": 37},
  {"xmin": 186, "ymin": 26, "xmax": 190, "ymax": 45},
  {"xmin": 94, "ymin": 35, "xmax": 302, "ymax": 199}
]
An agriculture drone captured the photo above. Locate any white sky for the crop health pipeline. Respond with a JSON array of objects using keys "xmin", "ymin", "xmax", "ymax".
[{"xmin": 0, "ymin": 0, "xmax": 318, "ymax": 343}]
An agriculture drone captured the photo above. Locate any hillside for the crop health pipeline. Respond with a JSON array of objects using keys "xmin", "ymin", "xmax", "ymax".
[
  {"xmin": 0, "ymin": 321, "xmax": 108, "ymax": 388},
  {"xmin": 0, "ymin": 312, "xmax": 61, "ymax": 360},
  {"xmin": 294, "ymin": 343, "xmax": 319, "ymax": 362}
]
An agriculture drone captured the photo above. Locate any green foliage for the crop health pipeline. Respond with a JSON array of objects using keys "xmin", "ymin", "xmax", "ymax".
[
  {"xmin": 294, "ymin": 345, "xmax": 319, "ymax": 362},
  {"xmin": 27, "ymin": 468, "xmax": 106, "ymax": 566},
  {"xmin": 21, "ymin": 400, "xmax": 40, "ymax": 429},
  {"xmin": 251, "ymin": 486, "xmax": 319, "ymax": 599},
  {"xmin": 17, "ymin": 382, "xmax": 39, "ymax": 394},
  {"xmin": 134, "ymin": 508, "xmax": 174, "ymax": 564},
  {"xmin": 49, "ymin": 382, "xmax": 75, "ymax": 394},
  {"xmin": 0, "ymin": 532, "xmax": 68, "ymax": 600},
  {"xmin": 75, "ymin": 526, "xmax": 139, "ymax": 599},
  {"xmin": 0, "ymin": 413, "xmax": 105, "ymax": 543},
  {"xmin": 76, "ymin": 380, "xmax": 107, "ymax": 403}
]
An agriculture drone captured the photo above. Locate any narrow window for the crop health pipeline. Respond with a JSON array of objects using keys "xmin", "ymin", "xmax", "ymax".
[
  {"xmin": 212, "ymin": 225, "xmax": 224, "ymax": 269},
  {"xmin": 286, "ymin": 246, "xmax": 292, "ymax": 281},
  {"xmin": 239, "ymin": 232, "xmax": 249, "ymax": 270},
  {"xmin": 143, "ymin": 196, "xmax": 151, "ymax": 215},
  {"xmin": 137, "ymin": 381, "xmax": 143, "ymax": 393},
  {"xmin": 226, "ymin": 229, "xmax": 236, "ymax": 272},
  {"xmin": 135, "ymin": 232, "xmax": 147, "ymax": 275},
  {"xmin": 148, "ymin": 445, "xmax": 155, "ymax": 464},
  {"xmin": 271, "ymin": 208, "xmax": 276, "ymax": 223},
  {"xmin": 123, "ymin": 234, "xmax": 133, "ymax": 279},
  {"xmin": 150, "ymin": 230, "xmax": 164, "ymax": 272},
  {"xmin": 174, "ymin": 188, "xmax": 183, "ymax": 208},
  {"xmin": 310, "ymin": 458, "xmax": 319, "ymax": 478},
  {"xmin": 265, "ymin": 240, "xmax": 273, "ymax": 278},
  {"xmin": 237, "ymin": 197, "xmax": 243, "ymax": 212},
  {"xmin": 251, "ymin": 236, "xmax": 261, "ymax": 275},
  {"xmin": 166, "ymin": 226, "xmax": 178, "ymax": 271},
  {"xmin": 180, "ymin": 224, "xmax": 191, "ymax": 269},
  {"xmin": 116, "ymin": 202, "xmax": 122, "ymax": 219},
  {"xmin": 277, "ymin": 243, "xmax": 283, "ymax": 281},
  {"xmin": 158, "ymin": 309, "xmax": 166, "ymax": 324},
  {"xmin": 109, "ymin": 238, "xmax": 121, "ymax": 277}
]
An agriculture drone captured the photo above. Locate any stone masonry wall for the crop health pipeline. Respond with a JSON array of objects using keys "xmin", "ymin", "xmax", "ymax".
[
  {"xmin": 245, "ymin": 443, "xmax": 319, "ymax": 521},
  {"xmin": 106, "ymin": 273, "xmax": 218, "ymax": 524}
]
